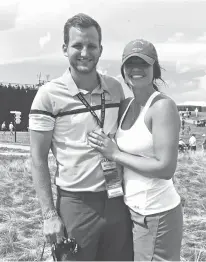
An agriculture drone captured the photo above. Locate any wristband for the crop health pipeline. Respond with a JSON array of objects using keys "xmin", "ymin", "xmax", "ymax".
[{"xmin": 42, "ymin": 209, "xmax": 58, "ymax": 220}]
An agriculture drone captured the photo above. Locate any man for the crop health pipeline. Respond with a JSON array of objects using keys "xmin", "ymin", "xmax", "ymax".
[
  {"xmin": 202, "ymin": 135, "xmax": 206, "ymax": 156},
  {"xmin": 181, "ymin": 117, "xmax": 185, "ymax": 135},
  {"xmin": 186, "ymin": 125, "xmax": 191, "ymax": 135},
  {"xmin": 189, "ymin": 134, "xmax": 197, "ymax": 153},
  {"xmin": 195, "ymin": 107, "xmax": 198, "ymax": 117},
  {"xmin": 29, "ymin": 13, "xmax": 133, "ymax": 261},
  {"xmin": 1, "ymin": 121, "xmax": 6, "ymax": 134},
  {"xmin": 9, "ymin": 122, "xmax": 14, "ymax": 135},
  {"xmin": 178, "ymin": 138, "xmax": 187, "ymax": 153}
]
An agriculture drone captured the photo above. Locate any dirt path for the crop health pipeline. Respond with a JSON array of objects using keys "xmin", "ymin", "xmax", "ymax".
[
  {"xmin": 0, "ymin": 143, "xmax": 30, "ymax": 150},
  {"xmin": 0, "ymin": 152, "xmax": 30, "ymax": 156},
  {"xmin": 0, "ymin": 143, "xmax": 53, "ymax": 156}
]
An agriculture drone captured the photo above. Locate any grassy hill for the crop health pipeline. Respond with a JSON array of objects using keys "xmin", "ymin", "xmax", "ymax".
[{"xmin": 0, "ymin": 146, "xmax": 206, "ymax": 260}]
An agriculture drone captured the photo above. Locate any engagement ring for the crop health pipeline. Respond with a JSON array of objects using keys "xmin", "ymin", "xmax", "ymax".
[{"xmin": 99, "ymin": 141, "xmax": 103, "ymax": 147}]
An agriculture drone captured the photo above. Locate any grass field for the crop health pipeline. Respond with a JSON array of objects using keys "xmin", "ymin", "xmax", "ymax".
[
  {"xmin": 0, "ymin": 131, "xmax": 30, "ymax": 145},
  {"xmin": 0, "ymin": 146, "xmax": 29, "ymax": 153},
  {"xmin": 0, "ymin": 128, "xmax": 206, "ymax": 261},
  {"xmin": 0, "ymin": 153, "xmax": 56, "ymax": 261}
]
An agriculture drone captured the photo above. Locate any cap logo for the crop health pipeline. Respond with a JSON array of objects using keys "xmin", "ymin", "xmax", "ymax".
[
  {"xmin": 133, "ymin": 40, "xmax": 144, "ymax": 45},
  {"xmin": 132, "ymin": 47, "xmax": 142, "ymax": 52}
]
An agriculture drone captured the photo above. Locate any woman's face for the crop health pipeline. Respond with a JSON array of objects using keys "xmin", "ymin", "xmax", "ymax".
[{"xmin": 123, "ymin": 56, "xmax": 153, "ymax": 89}]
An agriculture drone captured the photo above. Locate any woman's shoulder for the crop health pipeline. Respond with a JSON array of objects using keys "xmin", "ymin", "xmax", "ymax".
[
  {"xmin": 149, "ymin": 92, "xmax": 180, "ymax": 123},
  {"xmin": 151, "ymin": 92, "xmax": 178, "ymax": 112}
]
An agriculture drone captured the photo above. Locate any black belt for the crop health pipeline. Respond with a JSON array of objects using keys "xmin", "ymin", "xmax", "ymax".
[{"xmin": 57, "ymin": 187, "xmax": 107, "ymax": 198}]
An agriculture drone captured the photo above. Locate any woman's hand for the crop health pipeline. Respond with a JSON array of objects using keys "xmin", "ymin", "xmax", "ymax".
[{"xmin": 88, "ymin": 130, "xmax": 120, "ymax": 160}]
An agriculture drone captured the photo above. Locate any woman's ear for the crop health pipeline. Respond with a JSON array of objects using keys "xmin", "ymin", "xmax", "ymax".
[{"xmin": 62, "ymin": 44, "xmax": 68, "ymax": 57}]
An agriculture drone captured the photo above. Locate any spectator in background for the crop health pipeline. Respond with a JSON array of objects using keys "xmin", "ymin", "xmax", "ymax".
[
  {"xmin": 186, "ymin": 125, "xmax": 191, "ymax": 135},
  {"xmin": 202, "ymin": 135, "xmax": 206, "ymax": 156},
  {"xmin": 195, "ymin": 107, "xmax": 198, "ymax": 117},
  {"xmin": 9, "ymin": 122, "xmax": 14, "ymax": 135},
  {"xmin": 1, "ymin": 121, "xmax": 6, "ymax": 134},
  {"xmin": 179, "ymin": 138, "xmax": 187, "ymax": 153},
  {"xmin": 181, "ymin": 118, "xmax": 185, "ymax": 135},
  {"xmin": 189, "ymin": 134, "xmax": 196, "ymax": 153}
]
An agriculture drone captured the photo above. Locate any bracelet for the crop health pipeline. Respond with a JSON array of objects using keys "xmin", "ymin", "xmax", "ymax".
[{"xmin": 42, "ymin": 209, "xmax": 58, "ymax": 220}]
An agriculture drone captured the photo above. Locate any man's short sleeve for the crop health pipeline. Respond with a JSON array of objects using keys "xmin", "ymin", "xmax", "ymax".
[
  {"xmin": 29, "ymin": 84, "xmax": 55, "ymax": 131},
  {"xmin": 117, "ymin": 80, "xmax": 125, "ymax": 102}
]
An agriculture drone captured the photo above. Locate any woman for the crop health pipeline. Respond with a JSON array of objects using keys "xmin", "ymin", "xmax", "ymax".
[{"xmin": 88, "ymin": 39, "xmax": 183, "ymax": 261}]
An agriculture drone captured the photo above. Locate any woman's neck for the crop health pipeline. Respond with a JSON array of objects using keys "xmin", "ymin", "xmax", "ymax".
[{"xmin": 133, "ymin": 85, "xmax": 156, "ymax": 107}]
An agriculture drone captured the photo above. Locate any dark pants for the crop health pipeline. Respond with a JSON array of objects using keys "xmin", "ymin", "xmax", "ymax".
[
  {"xmin": 56, "ymin": 188, "xmax": 133, "ymax": 261},
  {"xmin": 190, "ymin": 146, "xmax": 196, "ymax": 151},
  {"xmin": 130, "ymin": 204, "xmax": 183, "ymax": 261}
]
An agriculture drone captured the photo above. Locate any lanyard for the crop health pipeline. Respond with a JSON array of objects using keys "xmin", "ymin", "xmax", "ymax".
[{"xmin": 77, "ymin": 91, "xmax": 105, "ymax": 129}]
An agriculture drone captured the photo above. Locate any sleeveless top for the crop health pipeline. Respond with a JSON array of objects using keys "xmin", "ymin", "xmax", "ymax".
[{"xmin": 116, "ymin": 91, "xmax": 180, "ymax": 215}]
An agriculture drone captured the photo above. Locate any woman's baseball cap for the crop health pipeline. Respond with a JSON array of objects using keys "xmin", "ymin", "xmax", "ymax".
[{"xmin": 121, "ymin": 39, "xmax": 158, "ymax": 78}]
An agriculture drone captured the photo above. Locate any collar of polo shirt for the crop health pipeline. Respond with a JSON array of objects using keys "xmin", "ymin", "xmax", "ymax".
[{"xmin": 61, "ymin": 68, "xmax": 112, "ymax": 98}]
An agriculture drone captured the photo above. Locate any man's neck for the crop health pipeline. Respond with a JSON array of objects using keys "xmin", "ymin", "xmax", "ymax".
[{"xmin": 70, "ymin": 68, "xmax": 100, "ymax": 92}]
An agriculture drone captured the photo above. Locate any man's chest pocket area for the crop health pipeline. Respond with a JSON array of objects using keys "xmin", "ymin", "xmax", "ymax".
[
  {"xmin": 54, "ymin": 113, "xmax": 96, "ymax": 143},
  {"xmin": 103, "ymin": 107, "xmax": 119, "ymax": 134}
]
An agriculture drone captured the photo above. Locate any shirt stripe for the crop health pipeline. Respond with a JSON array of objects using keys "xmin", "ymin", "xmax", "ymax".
[
  {"xmin": 29, "ymin": 109, "xmax": 55, "ymax": 118},
  {"xmin": 30, "ymin": 103, "xmax": 120, "ymax": 118}
]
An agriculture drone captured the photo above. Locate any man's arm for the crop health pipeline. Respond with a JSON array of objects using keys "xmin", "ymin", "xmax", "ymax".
[
  {"xmin": 30, "ymin": 129, "xmax": 54, "ymax": 213},
  {"xmin": 30, "ymin": 128, "xmax": 64, "ymax": 244}
]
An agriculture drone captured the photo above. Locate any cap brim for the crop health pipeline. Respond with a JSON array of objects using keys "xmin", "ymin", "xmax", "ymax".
[{"xmin": 122, "ymin": 53, "xmax": 155, "ymax": 66}]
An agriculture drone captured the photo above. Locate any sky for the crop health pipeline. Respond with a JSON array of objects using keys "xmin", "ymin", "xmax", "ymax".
[{"xmin": 0, "ymin": 0, "xmax": 206, "ymax": 104}]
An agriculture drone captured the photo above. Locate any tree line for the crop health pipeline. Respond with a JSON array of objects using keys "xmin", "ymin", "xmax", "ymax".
[{"xmin": 0, "ymin": 83, "xmax": 39, "ymax": 131}]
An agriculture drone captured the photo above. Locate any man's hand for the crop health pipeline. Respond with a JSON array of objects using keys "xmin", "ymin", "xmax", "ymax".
[{"xmin": 44, "ymin": 215, "xmax": 65, "ymax": 244}]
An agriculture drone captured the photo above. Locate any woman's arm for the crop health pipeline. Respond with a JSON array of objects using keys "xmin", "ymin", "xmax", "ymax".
[{"xmin": 88, "ymin": 98, "xmax": 180, "ymax": 180}]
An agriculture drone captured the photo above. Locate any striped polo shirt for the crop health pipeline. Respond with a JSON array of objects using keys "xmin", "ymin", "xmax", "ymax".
[{"xmin": 29, "ymin": 69, "xmax": 125, "ymax": 192}]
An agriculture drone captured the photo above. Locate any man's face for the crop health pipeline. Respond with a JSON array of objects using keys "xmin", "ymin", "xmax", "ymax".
[{"xmin": 63, "ymin": 26, "xmax": 102, "ymax": 74}]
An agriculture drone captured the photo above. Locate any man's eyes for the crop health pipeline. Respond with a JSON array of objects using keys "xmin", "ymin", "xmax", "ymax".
[
  {"xmin": 72, "ymin": 44, "xmax": 82, "ymax": 49},
  {"xmin": 72, "ymin": 44, "xmax": 97, "ymax": 49},
  {"xmin": 88, "ymin": 44, "xmax": 97, "ymax": 49}
]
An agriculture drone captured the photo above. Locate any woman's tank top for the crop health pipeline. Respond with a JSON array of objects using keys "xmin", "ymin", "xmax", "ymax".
[{"xmin": 116, "ymin": 91, "xmax": 180, "ymax": 215}]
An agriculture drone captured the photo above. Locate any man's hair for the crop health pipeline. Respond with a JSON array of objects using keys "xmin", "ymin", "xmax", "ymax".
[{"xmin": 63, "ymin": 13, "xmax": 102, "ymax": 46}]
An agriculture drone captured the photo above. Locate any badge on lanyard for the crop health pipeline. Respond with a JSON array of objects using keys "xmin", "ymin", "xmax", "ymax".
[
  {"xmin": 77, "ymin": 88, "xmax": 123, "ymax": 198},
  {"xmin": 101, "ymin": 158, "xmax": 124, "ymax": 198}
]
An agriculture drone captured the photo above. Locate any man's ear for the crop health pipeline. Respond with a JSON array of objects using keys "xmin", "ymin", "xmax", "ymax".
[
  {"xmin": 62, "ymin": 44, "xmax": 68, "ymax": 57},
  {"xmin": 100, "ymin": 45, "xmax": 103, "ymax": 56}
]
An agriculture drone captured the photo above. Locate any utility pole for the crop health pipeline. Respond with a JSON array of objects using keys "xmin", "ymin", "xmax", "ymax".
[
  {"xmin": 37, "ymin": 72, "xmax": 42, "ymax": 86},
  {"xmin": 46, "ymin": 74, "xmax": 50, "ymax": 82},
  {"xmin": 10, "ymin": 111, "xmax": 21, "ymax": 143}
]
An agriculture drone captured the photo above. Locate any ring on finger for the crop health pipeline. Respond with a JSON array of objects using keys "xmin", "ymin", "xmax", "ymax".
[{"xmin": 99, "ymin": 140, "xmax": 103, "ymax": 147}]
